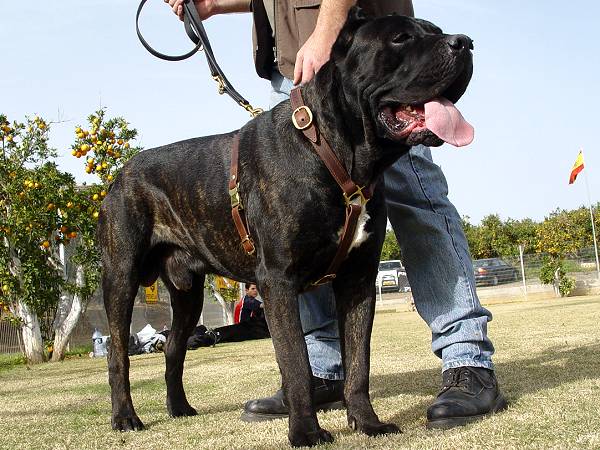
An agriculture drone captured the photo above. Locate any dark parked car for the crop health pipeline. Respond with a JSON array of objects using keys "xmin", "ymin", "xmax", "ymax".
[{"xmin": 473, "ymin": 258, "xmax": 519, "ymax": 286}]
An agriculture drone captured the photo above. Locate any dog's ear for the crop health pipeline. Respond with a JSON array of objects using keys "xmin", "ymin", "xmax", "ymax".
[{"xmin": 331, "ymin": 6, "xmax": 370, "ymax": 58}]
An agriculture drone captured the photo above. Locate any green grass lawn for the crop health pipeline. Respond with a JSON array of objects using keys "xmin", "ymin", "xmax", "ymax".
[{"xmin": 1, "ymin": 295, "xmax": 599, "ymax": 449}]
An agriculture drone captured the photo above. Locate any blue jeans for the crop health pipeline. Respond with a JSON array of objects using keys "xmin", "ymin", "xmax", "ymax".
[{"xmin": 270, "ymin": 71, "xmax": 495, "ymax": 376}]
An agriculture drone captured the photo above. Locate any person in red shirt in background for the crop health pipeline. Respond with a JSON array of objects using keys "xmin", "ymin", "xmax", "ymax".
[
  {"xmin": 188, "ymin": 283, "xmax": 269, "ymax": 348},
  {"xmin": 234, "ymin": 283, "xmax": 264, "ymax": 323}
]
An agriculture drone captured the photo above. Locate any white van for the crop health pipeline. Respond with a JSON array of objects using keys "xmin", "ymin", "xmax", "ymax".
[{"xmin": 375, "ymin": 260, "xmax": 410, "ymax": 293}]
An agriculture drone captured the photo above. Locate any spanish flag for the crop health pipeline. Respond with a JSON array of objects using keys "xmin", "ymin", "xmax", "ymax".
[{"xmin": 569, "ymin": 151, "xmax": 585, "ymax": 184}]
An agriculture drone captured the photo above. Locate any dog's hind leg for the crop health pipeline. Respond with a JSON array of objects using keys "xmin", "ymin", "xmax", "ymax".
[
  {"xmin": 333, "ymin": 279, "xmax": 401, "ymax": 437},
  {"xmin": 163, "ymin": 272, "xmax": 205, "ymax": 417},
  {"xmin": 103, "ymin": 259, "xmax": 144, "ymax": 431}
]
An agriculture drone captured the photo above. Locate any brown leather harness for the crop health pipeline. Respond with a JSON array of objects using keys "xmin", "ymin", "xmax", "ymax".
[{"xmin": 229, "ymin": 87, "xmax": 374, "ymax": 286}]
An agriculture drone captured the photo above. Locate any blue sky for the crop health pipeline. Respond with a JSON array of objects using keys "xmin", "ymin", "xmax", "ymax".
[{"xmin": 1, "ymin": 0, "xmax": 599, "ymax": 224}]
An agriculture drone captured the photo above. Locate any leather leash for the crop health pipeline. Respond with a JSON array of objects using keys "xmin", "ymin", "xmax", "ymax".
[{"xmin": 136, "ymin": 0, "xmax": 263, "ymax": 117}]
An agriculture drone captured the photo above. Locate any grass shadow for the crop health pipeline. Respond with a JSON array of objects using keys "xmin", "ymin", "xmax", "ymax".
[{"xmin": 370, "ymin": 343, "xmax": 600, "ymax": 403}]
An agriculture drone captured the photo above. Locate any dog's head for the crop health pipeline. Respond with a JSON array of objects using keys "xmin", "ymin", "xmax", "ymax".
[{"xmin": 330, "ymin": 8, "xmax": 474, "ymax": 148}]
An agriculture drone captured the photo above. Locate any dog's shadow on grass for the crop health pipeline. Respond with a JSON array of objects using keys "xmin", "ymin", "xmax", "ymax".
[{"xmin": 370, "ymin": 343, "xmax": 600, "ymax": 411}]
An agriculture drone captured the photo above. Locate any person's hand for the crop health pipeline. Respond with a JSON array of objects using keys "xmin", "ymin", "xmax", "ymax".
[
  {"xmin": 166, "ymin": 0, "xmax": 216, "ymax": 21},
  {"xmin": 293, "ymin": 28, "xmax": 339, "ymax": 85}
]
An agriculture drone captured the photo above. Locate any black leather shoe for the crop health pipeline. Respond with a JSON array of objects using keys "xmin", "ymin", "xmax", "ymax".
[
  {"xmin": 240, "ymin": 376, "xmax": 344, "ymax": 422},
  {"xmin": 426, "ymin": 367, "xmax": 507, "ymax": 430}
]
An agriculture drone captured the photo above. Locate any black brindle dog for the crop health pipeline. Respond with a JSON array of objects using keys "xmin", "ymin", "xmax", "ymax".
[{"xmin": 99, "ymin": 8, "xmax": 474, "ymax": 447}]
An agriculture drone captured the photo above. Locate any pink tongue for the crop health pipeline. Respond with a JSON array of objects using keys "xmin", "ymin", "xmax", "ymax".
[{"xmin": 424, "ymin": 97, "xmax": 474, "ymax": 147}]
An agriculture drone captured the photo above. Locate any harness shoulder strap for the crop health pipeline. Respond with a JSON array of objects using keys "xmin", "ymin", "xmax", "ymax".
[
  {"xmin": 229, "ymin": 135, "xmax": 256, "ymax": 255},
  {"xmin": 290, "ymin": 87, "xmax": 373, "ymax": 286}
]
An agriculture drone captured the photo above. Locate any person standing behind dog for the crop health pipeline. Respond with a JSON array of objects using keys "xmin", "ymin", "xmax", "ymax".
[{"xmin": 166, "ymin": 0, "xmax": 507, "ymax": 430}]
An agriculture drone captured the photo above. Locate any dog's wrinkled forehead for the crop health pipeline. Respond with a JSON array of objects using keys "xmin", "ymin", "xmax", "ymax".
[{"xmin": 361, "ymin": 15, "xmax": 443, "ymax": 43}]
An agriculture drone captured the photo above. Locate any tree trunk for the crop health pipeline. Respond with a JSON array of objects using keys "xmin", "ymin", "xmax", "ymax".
[
  {"xmin": 52, "ymin": 265, "xmax": 85, "ymax": 362},
  {"xmin": 212, "ymin": 290, "xmax": 234, "ymax": 325},
  {"xmin": 15, "ymin": 300, "xmax": 46, "ymax": 364}
]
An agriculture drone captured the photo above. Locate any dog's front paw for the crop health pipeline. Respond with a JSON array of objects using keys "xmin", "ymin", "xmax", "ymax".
[
  {"xmin": 112, "ymin": 414, "xmax": 144, "ymax": 432},
  {"xmin": 348, "ymin": 415, "xmax": 401, "ymax": 436},
  {"xmin": 167, "ymin": 401, "xmax": 198, "ymax": 418},
  {"xmin": 289, "ymin": 427, "xmax": 334, "ymax": 447}
]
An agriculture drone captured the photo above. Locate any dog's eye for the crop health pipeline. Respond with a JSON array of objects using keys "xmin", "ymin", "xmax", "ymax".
[{"xmin": 391, "ymin": 33, "xmax": 414, "ymax": 45}]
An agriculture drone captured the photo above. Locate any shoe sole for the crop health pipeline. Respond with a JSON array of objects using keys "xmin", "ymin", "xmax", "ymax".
[
  {"xmin": 240, "ymin": 400, "xmax": 345, "ymax": 423},
  {"xmin": 426, "ymin": 394, "xmax": 508, "ymax": 430}
]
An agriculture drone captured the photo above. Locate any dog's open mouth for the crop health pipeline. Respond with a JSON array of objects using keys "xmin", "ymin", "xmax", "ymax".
[{"xmin": 378, "ymin": 97, "xmax": 474, "ymax": 147}]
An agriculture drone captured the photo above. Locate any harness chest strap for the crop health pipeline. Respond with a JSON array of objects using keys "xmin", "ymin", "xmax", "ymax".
[
  {"xmin": 229, "ymin": 89, "xmax": 374, "ymax": 284},
  {"xmin": 290, "ymin": 87, "xmax": 374, "ymax": 285},
  {"xmin": 229, "ymin": 134, "xmax": 256, "ymax": 255}
]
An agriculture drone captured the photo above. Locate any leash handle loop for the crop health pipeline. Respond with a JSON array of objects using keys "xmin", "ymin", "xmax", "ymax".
[
  {"xmin": 136, "ymin": 0, "xmax": 203, "ymax": 61},
  {"xmin": 136, "ymin": 0, "xmax": 263, "ymax": 117}
]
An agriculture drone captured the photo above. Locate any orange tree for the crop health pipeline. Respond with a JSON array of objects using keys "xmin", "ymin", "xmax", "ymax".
[
  {"xmin": 534, "ymin": 207, "xmax": 599, "ymax": 297},
  {"xmin": 51, "ymin": 109, "xmax": 139, "ymax": 361},
  {"xmin": 0, "ymin": 111, "xmax": 140, "ymax": 363},
  {"xmin": 0, "ymin": 114, "xmax": 80, "ymax": 362}
]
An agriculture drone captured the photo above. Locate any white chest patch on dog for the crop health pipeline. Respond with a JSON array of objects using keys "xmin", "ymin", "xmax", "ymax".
[{"xmin": 337, "ymin": 199, "xmax": 370, "ymax": 251}]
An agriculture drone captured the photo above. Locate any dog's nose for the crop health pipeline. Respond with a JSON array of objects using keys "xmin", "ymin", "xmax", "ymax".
[{"xmin": 446, "ymin": 34, "xmax": 474, "ymax": 51}]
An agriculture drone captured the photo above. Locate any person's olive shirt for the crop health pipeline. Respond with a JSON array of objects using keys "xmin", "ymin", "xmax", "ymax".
[{"xmin": 252, "ymin": 0, "xmax": 415, "ymax": 80}]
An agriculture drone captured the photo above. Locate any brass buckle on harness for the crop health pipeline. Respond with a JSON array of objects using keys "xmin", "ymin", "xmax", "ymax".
[
  {"xmin": 292, "ymin": 105, "xmax": 313, "ymax": 130},
  {"xmin": 229, "ymin": 184, "xmax": 242, "ymax": 209},
  {"xmin": 241, "ymin": 236, "xmax": 256, "ymax": 256},
  {"xmin": 312, "ymin": 273, "xmax": 336, "ymax": 286},
  {"xmin": 343, "ymin": 185, "xmax": 369, "ymax": 207}
]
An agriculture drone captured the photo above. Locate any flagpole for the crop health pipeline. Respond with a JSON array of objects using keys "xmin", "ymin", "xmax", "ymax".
[{"xmin": 583, "ymin": 167, "xmax": 600, "ymax": 280}]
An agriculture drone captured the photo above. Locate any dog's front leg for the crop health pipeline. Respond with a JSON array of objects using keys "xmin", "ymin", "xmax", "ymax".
[
  {"xmin": 259, "ymin": 280, "xmax": 334, "ymax": 447},
  {"xmin": 333, "ymin": 278, "xmax": 401, "ymax": 437}
]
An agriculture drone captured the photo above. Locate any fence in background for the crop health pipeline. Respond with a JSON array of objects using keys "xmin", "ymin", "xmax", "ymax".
[
  {"xmin": 0, "ymin": 321, "xmax": 22, "ymax": 354},
  {"xmin": 2, "ymin": 248, "xmax": 600, "ymax": 354},
  {"xmin": 494, "ymin": 246, "xmax": 600, "ymax": 295},
  {"xmin": 0, "ymin": 283, "xmax": 232, "ymax": 354}
]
